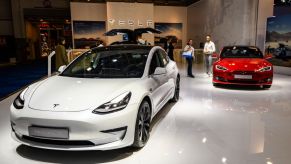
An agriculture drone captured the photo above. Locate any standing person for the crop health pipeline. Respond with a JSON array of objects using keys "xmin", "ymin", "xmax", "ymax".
[
  {"xmin": 203, "ymin": 35, "xmax": 216, "ymax": 76},
  {"xmin": 168, "ymin": 41, "xmax": 175, "ymax": 61},
  {"xmin": 184, "ymin": 39, "xmax": 195, "ymax": 78},
  {"xmin": 55, "ymin": 37, "xmax": 68, "ymax": 70}
]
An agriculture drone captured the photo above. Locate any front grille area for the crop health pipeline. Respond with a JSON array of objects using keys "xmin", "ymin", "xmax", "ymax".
[
  {"xmin": 227, "ymin": 80, "xmax": 259, "ymax": 84},
  {"xmin": 20, "ymin": 135, "xmax": 95, "ymax": 147},
  {"xmin": 233, "ymin": 71, "xmax": 255, "ymax": 75}
]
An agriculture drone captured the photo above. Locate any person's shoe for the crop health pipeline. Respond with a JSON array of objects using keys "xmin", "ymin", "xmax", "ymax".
[{"xmin": 188, "ymin": 75, "xmax": 195, "ymax": 78}]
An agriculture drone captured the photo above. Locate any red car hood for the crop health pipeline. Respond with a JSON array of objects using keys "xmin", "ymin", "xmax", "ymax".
[{"xmin": 217, "ymin": 58, "xmax": 272, "ymax": 71}]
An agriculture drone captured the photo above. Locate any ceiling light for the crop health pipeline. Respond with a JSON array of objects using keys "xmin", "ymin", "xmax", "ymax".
[
  {"xmin": 267, "ymin": 162, "xmax": 273, "ymax": 164},
  {"xmin": 222, "ymin": 157, "xmax": 227, "ymax": 163}
]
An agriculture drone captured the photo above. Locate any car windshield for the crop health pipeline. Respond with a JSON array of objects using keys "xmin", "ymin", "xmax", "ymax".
[
  {"xmin": 220, "ymin": 46, "xmax": 263, "ymax": 58},
  {"xmin": 61, "ymin": 49, "xmax": 149, "ymax": 78}
]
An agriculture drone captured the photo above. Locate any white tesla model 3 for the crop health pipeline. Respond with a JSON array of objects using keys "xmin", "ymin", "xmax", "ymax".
[{"xmin": 10, "ymin": 45, "xmax": 180, "ymax": 150}]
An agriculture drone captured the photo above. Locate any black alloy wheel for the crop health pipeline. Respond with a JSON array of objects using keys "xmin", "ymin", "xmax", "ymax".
[
  {"xmin": 171, "ymin": 76, "xmax": 180, "ymax": 102},
  {"xmin": 133, "ymin": 100, "xmax": 151, "ymax": 148}
]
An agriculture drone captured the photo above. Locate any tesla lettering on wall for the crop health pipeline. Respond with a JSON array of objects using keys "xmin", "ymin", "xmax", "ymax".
[{"xmin": 108, "ymin": 19, "xmax": 153, "ymax": 27}]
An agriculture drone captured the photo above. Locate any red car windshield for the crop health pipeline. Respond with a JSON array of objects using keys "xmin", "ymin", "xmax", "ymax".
[{"xmin": 220, "ymin": 46, "xmax": 263, "ymax": 58}]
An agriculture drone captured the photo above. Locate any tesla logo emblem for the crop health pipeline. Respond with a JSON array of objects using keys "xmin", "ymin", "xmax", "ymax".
[{"xmin": 53, "ymin": 104, "xmax": 59, "ymax": 108}]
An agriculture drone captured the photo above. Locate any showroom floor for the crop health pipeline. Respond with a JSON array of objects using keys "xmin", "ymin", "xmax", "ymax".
[{"xmin": 1, "ymin": 64, "xmax": 291, "ymax": 164}]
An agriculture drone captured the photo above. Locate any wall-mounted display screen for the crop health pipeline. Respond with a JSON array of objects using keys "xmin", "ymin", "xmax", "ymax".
[
  {"xmin": 265, "ymin": 14, "xmax": 291, "ymax": 67},
  {"xmin": 154, "ymin": 23, "xmax": 183, "ymax": 49},
  {"xmin": 73, "ymin": 21, "xmax": 106, "ymax": 49}
]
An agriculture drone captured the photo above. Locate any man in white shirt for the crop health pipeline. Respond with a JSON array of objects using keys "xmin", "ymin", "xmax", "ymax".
[{"xmin": 203, "ymin": 35, "xmax": 216, "ymax": 76}]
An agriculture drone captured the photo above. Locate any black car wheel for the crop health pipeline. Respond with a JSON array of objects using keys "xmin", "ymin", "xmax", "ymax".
[
  {"xmin": 171, "ymin": 76, "xmax": 180, "ymax": 102},
  {"xmin": 133, "ymin": 100, "xmax": 151, "ymax": 148}
]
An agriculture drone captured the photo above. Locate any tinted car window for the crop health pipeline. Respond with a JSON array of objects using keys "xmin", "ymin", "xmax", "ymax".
[
  {"xmin": 61, "ymin": 49, "xmax": 149, "ymax": 78},
  {"xmin": 220, "ymin": 46, "xmax": 263, "ymax": 58},
  {"xmin": 149, "ymin": 52, "xmax": 161, "ymax": 75},
  {"xmin": 159, "ymin": 49, "xmax": 169, "ymax": 64}
]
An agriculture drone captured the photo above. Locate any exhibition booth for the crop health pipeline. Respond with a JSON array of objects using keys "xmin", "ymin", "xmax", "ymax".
[{"xmin": 1, "ymin": 0, "xmax": 291, "ymax": 164}]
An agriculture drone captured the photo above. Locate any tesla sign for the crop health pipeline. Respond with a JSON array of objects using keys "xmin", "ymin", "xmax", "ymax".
[{"xmin": 108, "ymin": 19, "xmax": 153, "ymax": 27}]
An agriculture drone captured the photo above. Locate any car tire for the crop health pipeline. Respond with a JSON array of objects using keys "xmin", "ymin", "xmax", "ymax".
[
  {"xmin": 132, "ymin": 100, "xmax": 151, "ymax": 148},
  {"xmin": 171, "ymin": 76, "xmax": 180, "ymax": 102},
  {"xmin": 263, "ymin": 85, "xmax": 271, "ymax": 89}
]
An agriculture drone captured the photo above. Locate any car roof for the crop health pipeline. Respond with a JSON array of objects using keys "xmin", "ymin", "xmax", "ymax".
[{"xmin": 91, "ymin": 44, "xmax": 153, "ymax": 51}]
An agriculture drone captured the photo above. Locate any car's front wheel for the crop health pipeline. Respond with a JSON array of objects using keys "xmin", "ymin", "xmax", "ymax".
[
  {"xmin": 133, "ymin": 100, "xmax": 151, "ymax": 148},
  {"xmin": 171, "ymin": 75, "xmax": 180, "ymax": 102}
]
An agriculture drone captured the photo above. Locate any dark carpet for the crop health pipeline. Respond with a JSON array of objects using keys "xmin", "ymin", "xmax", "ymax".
[{"xmin": 0, "ymin": 61, "xmax": 48, "ymax": 100}]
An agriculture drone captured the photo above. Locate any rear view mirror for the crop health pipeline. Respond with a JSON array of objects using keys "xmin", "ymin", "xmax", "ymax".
[
  {"xmin": 212, "ymin": 53, "xmax": 219, "ymax": 58},
  {"xmin": 264, "ymin": 54, "xmax": 273, "ymax": 60},
  {"xmin": 58, "ymin": 65, "xmax": 67, "ymax": 73},
  {"xmin": 153, "ymin": 67, "xmax": 166, "ymax": 75}
]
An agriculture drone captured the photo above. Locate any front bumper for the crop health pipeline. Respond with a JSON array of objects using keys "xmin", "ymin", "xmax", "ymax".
[
  {"xmin": 10, "ymin": 103, "xmax": 139, "ymax": 151},
  {"xmin": 213, "ymin": 70, "xmax": 273, "ymax": 86}
]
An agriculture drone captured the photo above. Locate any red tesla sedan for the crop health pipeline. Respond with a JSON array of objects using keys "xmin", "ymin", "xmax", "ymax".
[{"xmin": 213, "ymin": 46, "xmax": 273, "ymax": 88}]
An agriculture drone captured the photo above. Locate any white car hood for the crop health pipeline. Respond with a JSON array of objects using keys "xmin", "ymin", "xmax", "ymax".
[{"xmin": 28, "ymin": 76, "xmax": 138, "ymax": 112}]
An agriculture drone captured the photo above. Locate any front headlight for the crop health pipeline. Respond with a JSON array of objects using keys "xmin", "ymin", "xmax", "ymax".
[
  {"xmin": 92, "ymin": 91, "xmax": 132, "ymax": 114},
  {"xmin": 256, "ymin": 66, "xmax": 272, "ymax": 72},
  {"xmin": 13, "ymin": 88, "xmax": 28, "ymax": 109},
  {"xmin": 215, "ymin": 65, "xmax": 228, "ymax": 71}
]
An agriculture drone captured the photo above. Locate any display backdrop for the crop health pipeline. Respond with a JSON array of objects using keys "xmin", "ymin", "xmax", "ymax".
[
  {"xmin": 106, "ymin": 2, "xmax": 154, "ymax": 45},
  {"xmin": 265, "ymin": 15, "xmax": 291, "ymax": 67},
  {"xmin": 155, "ymin": 23, "xmax": 183, "ymax": 49},
  {"xmin": 73, "ymin": 21, "xmax": 106, "ymax": 49}
]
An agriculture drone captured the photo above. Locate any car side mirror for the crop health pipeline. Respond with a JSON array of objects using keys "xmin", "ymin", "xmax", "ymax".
[
  {"xmin": 264, "ymin": 54, "xmax": 273, "ymax": 60},
  {"xmin": 212, "ymin": 52, "xmax": 219, "ymax": 58},
  {"xmin": 153, "ymin": 67, "xmax": 166, "ymax": 75},
  {"xmin": 58, "ymin": 65, "xmax": 67, "ymax": 73}
]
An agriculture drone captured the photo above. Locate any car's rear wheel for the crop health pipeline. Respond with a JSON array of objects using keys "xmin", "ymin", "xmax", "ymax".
[
  {"xmin": 133, "ymin": 100, "xmax": 151, "ymax": 148},
  {"xmin": 171, "ymin": 76, "xmax": 180, "ymax": 102}
]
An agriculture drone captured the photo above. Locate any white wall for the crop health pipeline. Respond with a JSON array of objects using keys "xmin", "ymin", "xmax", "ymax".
[
  {"xmin": 187, "ymin": 0, "xmax": 258, "ymax": 51},
  {"xmin": 154, "ymin": 6, "xmax": 187, "ymax": 48}
]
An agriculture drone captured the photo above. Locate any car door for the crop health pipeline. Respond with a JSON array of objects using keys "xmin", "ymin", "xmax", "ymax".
[
  {"xmin": 148, "ymin": 50, "xmax": 168, "ymax": 114},
  {"xmin": 157, "ymin": 50, "xmax": 176, "ymax": 104}
]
